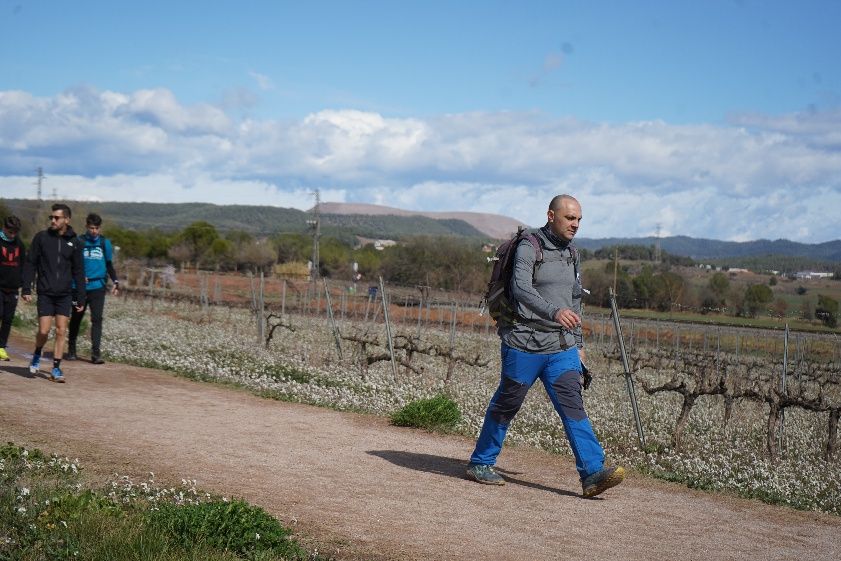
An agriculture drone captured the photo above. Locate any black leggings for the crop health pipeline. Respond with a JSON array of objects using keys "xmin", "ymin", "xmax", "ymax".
[
  {"xmin": 69, "ymin": 289, "xmax": 106, "ymax": 354},
  {"xmin": 0, "ymin": 291, "xmax": 18, "ymax": 348}
]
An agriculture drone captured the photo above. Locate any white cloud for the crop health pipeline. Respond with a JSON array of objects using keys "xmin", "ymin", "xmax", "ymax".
[
  {"xmin": 248, "ymin": 71, "xmax": 274, "ymax": 92},
  {"xmin": 2, "ymin": 87, "xmax": 840, "ymax": 242},
  {"xmin": 0, "ymin": 173, "xmax": 345, "ymax": 210}
]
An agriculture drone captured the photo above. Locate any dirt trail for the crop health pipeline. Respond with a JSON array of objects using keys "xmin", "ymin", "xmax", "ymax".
[{"xmin": 1, "ymin": 339, "xmax": 839, "ymax": 561}]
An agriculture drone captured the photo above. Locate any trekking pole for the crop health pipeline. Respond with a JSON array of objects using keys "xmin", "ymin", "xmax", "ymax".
[
  {"xmin": 379, "ymin": 276, "xmax": 398, "ymax": 380},
  {"xmin": 608, "ymin": 287, "xmax": 646, "ymax": 448}
]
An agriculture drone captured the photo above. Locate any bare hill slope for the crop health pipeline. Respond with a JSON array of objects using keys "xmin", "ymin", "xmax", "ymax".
[{"xmin": 318, "ymin": 202, "xmax": 526, "ymax": 240}]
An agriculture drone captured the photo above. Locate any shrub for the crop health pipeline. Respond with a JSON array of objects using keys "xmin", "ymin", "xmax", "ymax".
[
  {"xmin": 391, "ymin": 394, "xmax": 461, "ymax": 431},
  {"xmin": 145, "ymin": 499, "xmax": 307, "ymax": 560}
]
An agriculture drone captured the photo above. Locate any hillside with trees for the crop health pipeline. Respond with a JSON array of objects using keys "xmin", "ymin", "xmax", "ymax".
[
  {"xmin": 2, "ymin": 196, "xmax": 838, "ymax": 330},
  {"xmin": 0, "ymin": 199, "xmax": 487, "ymax": 243},
  {"xmin": 4, "ymin": 199, "xmax": 839, "ymax": 266}
]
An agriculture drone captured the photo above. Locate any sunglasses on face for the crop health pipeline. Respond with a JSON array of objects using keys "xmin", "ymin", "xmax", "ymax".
[{"xmin": 48, "ymin": 215, "xmax": 64, "ymax": 221}]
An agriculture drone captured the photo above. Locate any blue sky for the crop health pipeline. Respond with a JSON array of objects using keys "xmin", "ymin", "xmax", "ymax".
[{"xmin": 2, "ymin": 0, "xmax": 840, "ymax": 242}]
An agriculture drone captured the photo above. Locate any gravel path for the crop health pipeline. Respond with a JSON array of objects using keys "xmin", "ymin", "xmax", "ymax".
[{"xmin": 1, "ymin": 339, "xmax": 839, "ymax": 561}]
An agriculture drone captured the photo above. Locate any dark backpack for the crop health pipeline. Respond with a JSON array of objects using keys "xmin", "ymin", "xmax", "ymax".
[
  {"xmin": 481, "ymin": 228, "xmax": 543, "ymax": 327},
  {"xmin": 481, "ymin": 227, "xmax": 580, "ymax": 328}
]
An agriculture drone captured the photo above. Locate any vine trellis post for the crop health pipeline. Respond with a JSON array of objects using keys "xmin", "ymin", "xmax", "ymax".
[
  {"xmin": 379, "ymin": 276, "xmax": 398, "ymax": 380},
  {"xmin": 778, "ymin": 323, "xmax": 790, "ymax": 453},
  {"xmin": 323, "ymin": 279, "xmax": 343, "ymax": 360},
  {"xmin": 608, "ymin": 287, "xmax": 646, "ymax": 448}
]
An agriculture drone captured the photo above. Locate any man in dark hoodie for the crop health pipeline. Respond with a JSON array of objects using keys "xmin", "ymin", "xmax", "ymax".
[
  {"xmin": 21, "ymin": 203, "xmax": 86, "ymax": 383},
  {"xmin": 0, "ymin": 215, "xmax": 25, "ymax": 361}
]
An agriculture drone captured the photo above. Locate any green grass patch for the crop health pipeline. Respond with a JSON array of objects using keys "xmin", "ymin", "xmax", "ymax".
[
  {"xmin": 0, "ymin": 442, "xmax": 323, "ymax": 561},
  {"xmin": 391, "ymin": 394, "xmax": 462, "ymax": 432},
  {"xmin": 146, "ymin": 500, "xmax": 308, "ymax": 560}
]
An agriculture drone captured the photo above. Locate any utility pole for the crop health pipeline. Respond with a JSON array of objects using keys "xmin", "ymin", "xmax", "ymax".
[
  {"xmin": 35, "ymin": 167, "xmax": 47, "ymax": 227},
  {"xmin": 655, "ymin": 223, "xmax": 662, "ymax": 264},
  {"xmin": 307, "ymin": 189, "xmax": 321, "ymax": 285},
  {"xmin": 613, "ymin": 247, "xmax": 619, "ymax": 295},
  {"xmin": 35, "ymin": 167, "xmax": 44, "ymax": 200}
]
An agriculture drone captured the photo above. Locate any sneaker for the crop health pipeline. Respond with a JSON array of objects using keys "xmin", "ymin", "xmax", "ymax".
[
  {"xmin": 66, "ymin": 349, "xmax": 78, "ymax": 361},
  {"xmin": 91, "ymin": 355, "xmax": 105, "ymax": 365},
  {"xmin": 29, "ymin": 355, "xmax": 41, "ymax": 375},
  {"xmin": 466, "ymin": 463, "xmax": 505, "ymax": 485},
  {"xmin": 582, "ymin": 465, "xmax": 625, "ymax": 498},
  {"xmin": 0, "ymin": 347, "xmax": 9, "ymax": 361},
  {"xmin": 50, "ymin": 367, "xmax": 65, "ymax": 383}
]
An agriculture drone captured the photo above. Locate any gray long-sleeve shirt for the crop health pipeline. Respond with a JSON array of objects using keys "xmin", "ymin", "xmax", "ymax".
[{"xmin": 498, "ymin": 224, "xmax": 583, "ymax": 354}]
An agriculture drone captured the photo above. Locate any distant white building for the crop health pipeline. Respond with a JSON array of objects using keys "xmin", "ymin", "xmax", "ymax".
[
  {"xmin": 794, "ymin": 271, "xmax": 834, "ymax": 280},
  {"xmin": 373, "ymin": 239, "xmax": 397, "ymax": 251}
]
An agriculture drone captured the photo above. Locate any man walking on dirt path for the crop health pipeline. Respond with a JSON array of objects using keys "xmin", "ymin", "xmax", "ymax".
[
  {"xmin": 0, "ymin": 215, "xmax": 25, "ymax": 362},
  {"xmin": 21, "ymin": 203, "xmax": 86, "ymax": 383},
  {"xmin": 67, "ymin": 213, "xmax": 120, "ymax": 364},
  {"xmin": 467, "ymin": 194, "xmax": 625, "ymax": 498}
]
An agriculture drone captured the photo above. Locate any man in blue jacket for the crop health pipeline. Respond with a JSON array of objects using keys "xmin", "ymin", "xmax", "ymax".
[
  {"xmin": 67, "ymin": 213, "xmax": 120, "ymax": 364},
  {"xmin": 21, "ymin": 203, "xmax": 86, "ymax": 382},
  {"xmin": 0, "ymin": 215, "xmax": 25, "ymax": 361},
  {"xmin": 466, "ymin": 194, "xmax": 625, "ymax": 498}
]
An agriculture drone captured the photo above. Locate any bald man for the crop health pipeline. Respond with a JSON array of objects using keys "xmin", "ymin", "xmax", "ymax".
[{"xmin": 467, "ymin": 194, "xmax": 625, "ymax": 498}]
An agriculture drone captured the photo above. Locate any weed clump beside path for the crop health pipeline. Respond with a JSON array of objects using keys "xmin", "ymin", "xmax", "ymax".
[
  {"xmin": 0, "ymin": 443, "xmax": 319, "ymax": 560},
  {"xmin": 391, "ymin": 394, "xmax": 462, "ymax": 431}
]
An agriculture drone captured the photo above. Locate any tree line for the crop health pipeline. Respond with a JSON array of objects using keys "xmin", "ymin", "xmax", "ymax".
[{"xmin": 2, "ymin": 197, "xmax": 837, "ymax": 328}]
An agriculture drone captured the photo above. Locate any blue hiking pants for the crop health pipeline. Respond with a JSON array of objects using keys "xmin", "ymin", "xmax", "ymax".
[{"xmin": 469, "ymin": 344, "xmax": 605, "ymax": 480}]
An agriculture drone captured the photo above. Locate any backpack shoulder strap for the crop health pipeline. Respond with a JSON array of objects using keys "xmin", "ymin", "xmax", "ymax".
[{"xmin": 521, "ymin": 233, "xmax": 543, "ymax": 271}]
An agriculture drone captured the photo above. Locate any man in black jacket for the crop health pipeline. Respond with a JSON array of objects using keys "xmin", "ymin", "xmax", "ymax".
[
  {"xmin": 21, "ymin": 203, "xmax": 86, "ymax": 383},
  {"xmin": 0, "ymin": 215, "xmax": 25, "ymax": 361}
]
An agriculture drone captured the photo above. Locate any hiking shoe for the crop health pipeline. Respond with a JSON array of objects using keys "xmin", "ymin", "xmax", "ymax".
[
  {"xmin": 466, "ymin": 463, "xmax": 505, "ymax": 485},
  {"xmin": 66, "ymin": 350, "xmax": 78, "ymax": 361},
  {"xmin": 29, "ymin": 355, "xmax": 41, "ymax": 375},
  {"xmin": 91, "ymin": 355, "xmax": 105, "ymax": 365},
  {"xmin": 0, "ymin": 347, "xmax": 9, "ymax": 361},
  {"xmin": 582, "ymin": 465, "xmax": 625, "ymax": 498},
  {"xmin": 50, "ymin": 367, "xmax": 65, "ymax": 383}
]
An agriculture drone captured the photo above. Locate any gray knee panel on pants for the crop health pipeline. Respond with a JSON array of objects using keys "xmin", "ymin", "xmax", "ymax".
[
  {"xmin": 550, "ymin": 371, "xmax": 587, "ymax": 420},
  {"xmin": 489, "ymin": 376, "xmax": 530, "ymax": 424}
]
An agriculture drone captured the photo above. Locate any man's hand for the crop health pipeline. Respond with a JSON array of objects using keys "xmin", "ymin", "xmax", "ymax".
[
  {"xmin": 111, "ymin": 283, "xmax": 119, "ymax": 296},
  {"xmin": 554, "ymin": 308, "xmax": 581, "ymax": 330},
  {"xmin": 21, "ymin": 295, "xmax": 32, "ymax": 303}
]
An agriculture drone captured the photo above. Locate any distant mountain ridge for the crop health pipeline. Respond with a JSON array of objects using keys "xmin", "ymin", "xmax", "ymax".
[
  {"xmin": 0, "ymin": 198, "xmax": 490, "ymax": 242},
  {"xmin": 574, "ymin": 235, "xmax": 841, "ymax": 263},
  {"xmin": 316, "ymin": 202, "xmax": 526, "ymax": 240},
  {"xmin": 2, "ymin": 198, "xmax": 839, "ymax": 262}
]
